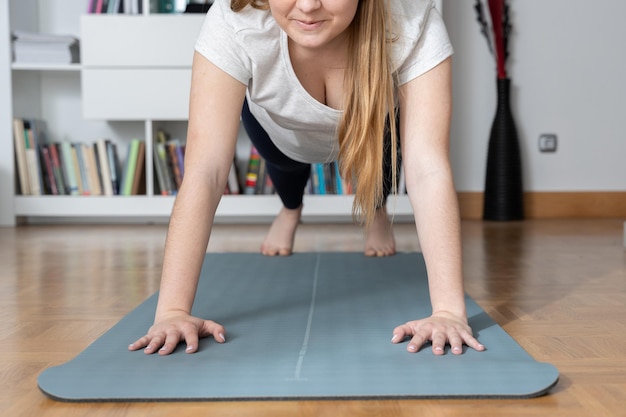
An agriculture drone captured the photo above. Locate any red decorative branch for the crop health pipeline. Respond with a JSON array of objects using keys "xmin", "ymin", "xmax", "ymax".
[
  {"xmin": 488, "ymin": 0, "xmax": 507, "ymax": 78},
  {"xmin": 475, "ymin": 0, "xmax": 512, "ymax": 79}
]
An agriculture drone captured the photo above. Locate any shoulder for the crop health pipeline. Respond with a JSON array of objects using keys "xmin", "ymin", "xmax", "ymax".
[
  {"xmin": 389, "ymin": 0, "xmax": 438, "ymax": 39},
  {"xmin": 195, "ymin": 0, "xmax": 281, "ymax": 84},
  {"xmin": 388, "ymin": 0, "xmax": 452, "ymax": 84},
  {"xmin": 207, "ymin": 0, "xmax": 275, "ymax": 36}
]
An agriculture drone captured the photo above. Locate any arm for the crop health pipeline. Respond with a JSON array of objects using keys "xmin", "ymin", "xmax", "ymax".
[
  {"xmin": 129, "ymin": 52, "xmax": 247, "ymax": 355},
  {"xmin": 391, "ymin": 57, "xmax": 485, "ymax": 355}
]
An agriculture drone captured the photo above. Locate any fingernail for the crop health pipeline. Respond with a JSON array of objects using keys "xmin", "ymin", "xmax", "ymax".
[
  {"xmin": 219, "ymin": 333, "xmax": 226, "ymax": 342},
  {"xmin": 186, "ymin": 345, "xmax": 194, "ymax": 351},
  {"xmin": 159, "ymin": 346, "xmax": 167, "ymax": 352},
  {"xmin": 391, "ymin": 334, "xmax": 399, "ymax": 343},
  {"xmin": 408, "ymin": 345, "xmax": 417, "ymax": 351},
  {"xmin": 452, "ymin": 346, "xmax": 461, "ymax": 353},
  {"xmin": 435, "ymin": 346, "xmax": 444, "ymax": 353},
  {"xmin": 128, "ymin": 343, "xmax": 134, "ymax": 348}
]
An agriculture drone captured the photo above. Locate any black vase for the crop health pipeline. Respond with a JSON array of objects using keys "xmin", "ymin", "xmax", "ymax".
[{"xmin": 483, "ymin": 78, "xmax": 524, "ymax": 221}]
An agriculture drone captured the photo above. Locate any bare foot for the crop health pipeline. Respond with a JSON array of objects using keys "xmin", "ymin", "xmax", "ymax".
[
  {"xmin": 364, "ymin": 207, "xmax": 396, "ymax": 257},
  {"xmin": 261, "ymin": 205, "xmax": 303, "ymax": 256}
]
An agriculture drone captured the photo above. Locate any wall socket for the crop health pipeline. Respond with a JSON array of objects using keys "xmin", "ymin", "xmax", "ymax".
[{"xmin": 539, "ymin": 134, "xmax": 558, "ymax": 153}]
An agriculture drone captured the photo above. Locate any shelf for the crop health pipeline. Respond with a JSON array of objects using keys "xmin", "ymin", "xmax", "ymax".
[
  {"xmin": 11, "ymin": 62, "xmax": 81, "ymax": 71},
  {"xmin": 14, "ymin": 195, "xmax": 415, "ymax": 222}
]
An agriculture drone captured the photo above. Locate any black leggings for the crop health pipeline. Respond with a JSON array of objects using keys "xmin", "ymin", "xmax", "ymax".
[{"xmin": 241, "ymin": 100, "xmax": 400, "ymax": 210}]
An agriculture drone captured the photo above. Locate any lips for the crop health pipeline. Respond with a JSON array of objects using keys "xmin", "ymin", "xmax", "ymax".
[{"xmin": 294, "ymin": 19, "xmax": 324, "ymax": 30}]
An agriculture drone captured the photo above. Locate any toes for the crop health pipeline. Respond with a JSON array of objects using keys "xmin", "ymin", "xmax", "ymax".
[
  {"xmin": 364, "ymin": 246, "xmax": 396, "ymax": 257},
  {"xmin": 261, "ymin": 246, "xmax": 291, "ymax": 256}
]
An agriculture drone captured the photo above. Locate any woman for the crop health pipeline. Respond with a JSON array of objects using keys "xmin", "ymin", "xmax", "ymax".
[{"xmin": 129, "ymin": 0, "xmax": 485, "ymax": 356}]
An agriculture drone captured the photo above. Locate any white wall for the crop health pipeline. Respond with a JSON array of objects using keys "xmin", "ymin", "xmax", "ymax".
[{"xmin": 444, "ymin": 0, "xmax": 626, "ymax": 192}]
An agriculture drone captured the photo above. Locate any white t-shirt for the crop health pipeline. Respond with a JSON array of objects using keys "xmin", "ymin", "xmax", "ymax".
[{"xmin": 195, "ymin": 0, "xmax": 453, "ymax": 164}]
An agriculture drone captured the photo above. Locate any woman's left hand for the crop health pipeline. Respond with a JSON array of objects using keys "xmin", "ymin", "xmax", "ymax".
[{"xmin": 391, "ymin": 312, "xmax": 486, "ymax": 355}]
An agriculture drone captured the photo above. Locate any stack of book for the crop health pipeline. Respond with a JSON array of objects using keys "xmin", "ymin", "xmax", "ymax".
[
  {"xmin": 153, "ymin": 129, "xmax": 242, "ymax": 196},
  {"xmin": 13, "ymin": 118, "xmax": 145, "ymax": 197},
  {"xmin": 88, "ymin": 0, "xmax": 194, "ymax": 14},
  {"xmin": 88, "ymin": 0, "xmax": 142, "ymax": 14},
  {"xmin": 240, "ymin": 146, "xmax": 354, "ymax": 196},
  {"xmin": 12, "ymin": 31, "xmax": 80, "ymax": 64},
  {"xmin": 307, "ymin": 162, "xmax": 351, "ymax": 195}
]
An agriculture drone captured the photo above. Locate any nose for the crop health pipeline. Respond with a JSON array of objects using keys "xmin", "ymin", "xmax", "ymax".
[{"xmin": 295, "ymin": 0, "xmax": 322, "ymax": 13}]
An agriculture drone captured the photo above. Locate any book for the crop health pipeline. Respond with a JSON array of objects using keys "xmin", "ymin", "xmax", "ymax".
[
  {"xmin": 154, "ymin": 130, "xmax": 175, "ymax": 195},
  {"xmin": 74, "ymin": 144, "xmax": 90, "ymax": 195},
  {"xmin": 121, "ymin": 139, "xmax": 140, "ymax": 196},
  {"xmin": 84, "ymin": 144, "xmax": 102, "ymax": 196},
  {"xmin": 12, "ymin": 118, "xmax": 29, "ymax": 195},
  {"xmin": 106, "ymin": 141, "xmax": 121, "ymax": 195},
  {"xmin": 315, "ymin": 164, "xmax": 326, "ymax": 194},
  {"xmin": 123, "ymin": 0, "xmax": 139, "ymax": 14},
  {"xmin": 40, "ymin": 145, "xmax": 58, "ymax": 195},
  {"xmin": 24, "ymin": 148, "xmax": 41, "ymax": 195},
  {"xmin": 107, "ymin": 0, "xmax": 121, "ymax": 13},
  {"xmin": 96, "ymin": 139, "xmax": 113, "ymax": 196},
  {"xmin": 24, "ymin": 120, "xmax": 47, "ymax": 195},
  {"xmin": 59, "ymin": 141, "xmax": 80, "ymax": 196},
  {"xmin": 159, "ymin": 0, "xmax": 176, "ymax": 13},
  {"xmin": 166, "ymin": 139, "xmax": 185, "ymax": 191},
  {"xmin": 255, "ymin": 158, "xmax": 266, "ymax": 195},
  {"xmin": 12, "ymin": 31, "xmax": 80, "ymax": 64},
  {"xmin": 333, "ymin": 162, "xmax": 343, "ymax": 195},
  {"xmin": 153, "ymin": 142, "xmax": 169, "ymax": 195},
  {"xmin": 131, "ymin": 141, "xmax": 146, "ymax": 195},
  {"xmin": 69, "ymin": 143, "xmax": 84, "ymax": 195},
  {"xmin": 48, "ymin": 144, "xmax": 67, "ymax": 195},
  {"xmin": 244, "ymin": 146, "xmax": 261, "ymax": 195}
]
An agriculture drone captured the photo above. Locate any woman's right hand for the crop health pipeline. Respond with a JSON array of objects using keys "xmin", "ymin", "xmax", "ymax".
[{"xmin": 128, "ymin": 311, "xmax": 226, "ymax": 355}]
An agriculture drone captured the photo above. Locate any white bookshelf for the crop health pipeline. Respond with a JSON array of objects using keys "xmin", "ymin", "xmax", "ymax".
[{"xmin": 0, "ymin": 0, "xmax": 415, "ymax": 226}]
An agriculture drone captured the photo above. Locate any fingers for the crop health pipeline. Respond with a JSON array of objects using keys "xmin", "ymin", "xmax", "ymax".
[
  {"xmin": 198, "ymin": 320, "xmax": 226, "ymax": 342},
  {"xmin": 128, "ymin": 335, "xmax": 150, "ymax": 352},
  {"xmin": 129, "ymin": 319, "xmax": 227, "ymax": 355},
  {"xmin": 131, "ymin": 331, "xmax": 181, "ymax": 355},
  {"xmin": 463, "ymin": 333, "xmax": 486, "ymax": 352},
  {"xmin": 391, "ymin": 323, "xmax": 429, "ymax": 353},
  {"xmin": 391, "ymin": 320, "xmax": 486, "ymax": 355}
]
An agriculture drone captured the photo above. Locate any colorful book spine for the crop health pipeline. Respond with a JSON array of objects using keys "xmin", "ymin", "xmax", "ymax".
[
  {"xmin": 84, "ymin": 144, "xmax": 102, "ymax": 196},
  {"xmin": 244, "ymin": 146, "xmax": 261, "ymax": 195},
  {"xmin": 334, "ymin": 162, "xmax": 343, "ymax": 195},
  {"xmin": 69, "ymin": 144, "xmax": 84, "ymax": 195},
  {"xmin": 40, "ymin": 145, "xmax": 58, "ymax": 195},
  {"xmin": 121, "ymin": 139, "xmax": 140, "ymax": 196},
  {"xmin": 59, "ymin": 141, "xmax": 80, "ymax": 195},
  {"xmin": 96, "ymin": 139, "xmax": 113, "ymax": 196},
  {"xmin": 49, "ymin": 144, "xmax": 67, "ymax": 195},
  {"xmin": 131, "ymin": 141, "xmax": 146, "ymax": 195},
  {"xmin": 12, "ymin": 118, "xmax": 29, "ymax": 195}
]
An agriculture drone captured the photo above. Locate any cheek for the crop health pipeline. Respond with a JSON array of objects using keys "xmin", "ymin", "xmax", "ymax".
[{"xmin": 268, "ymin": 5, "xmax": 288, "ymax": 30}]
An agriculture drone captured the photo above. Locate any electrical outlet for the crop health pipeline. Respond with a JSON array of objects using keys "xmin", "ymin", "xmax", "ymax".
[{"xmin": 539, "ymin": 134, "xmax": 558, "ymax": 153}]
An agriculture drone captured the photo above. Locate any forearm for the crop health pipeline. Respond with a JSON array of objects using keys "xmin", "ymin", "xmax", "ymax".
[
  {"xmin": 155, "ymin": 175, "xmax": 224, "ymax": 320},
  {"xmin": 408, "ymin": 172, "xmax": 467, "ymax": 319}
]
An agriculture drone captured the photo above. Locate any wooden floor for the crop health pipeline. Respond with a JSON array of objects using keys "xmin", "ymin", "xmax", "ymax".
[{"xmin": 1, "ymin": 219, "xmax": 625, "ymax": 417}]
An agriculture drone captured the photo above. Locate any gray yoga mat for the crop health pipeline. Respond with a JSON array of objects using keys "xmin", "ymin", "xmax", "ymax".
[{"xmin": 38, "ymin": 252, "xmax": 558, "ymax": 401}]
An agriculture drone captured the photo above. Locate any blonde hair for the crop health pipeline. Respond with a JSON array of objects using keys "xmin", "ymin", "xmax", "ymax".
[{"xmin": 232, "ymin": 0, "xmax": 398, "ymax": 226}]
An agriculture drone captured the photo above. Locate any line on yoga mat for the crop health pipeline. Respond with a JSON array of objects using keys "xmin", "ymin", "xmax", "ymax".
[{"xmin": 291, "ymin": 253, "xmax": 321, "ymax": 381}]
